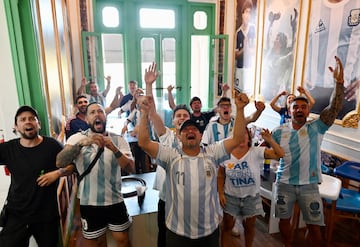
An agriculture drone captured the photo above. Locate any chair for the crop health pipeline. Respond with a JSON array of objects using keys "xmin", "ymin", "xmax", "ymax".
[
  {"xmin": 319, "ymin": 174, "xmax": 342, "ymax": 246},
  {"xmin": 290, "ymin": 174, "xmax": 341, "ymax": 246},
  {"xmin": 325, "ymin": 161, "xmax": 360, "ymax": 245}
]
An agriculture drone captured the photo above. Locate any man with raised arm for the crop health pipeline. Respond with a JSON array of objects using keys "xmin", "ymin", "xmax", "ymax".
[
  {"xmin": 138, "ymin": 92, "xmax": 249, "ymax": 247},
  {"xmin": 272, "ymin": 56, "xmax": 345, "ymax": 247}
]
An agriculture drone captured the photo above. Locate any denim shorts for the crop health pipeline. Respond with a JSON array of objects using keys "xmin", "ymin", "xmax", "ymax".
[
  {"xmin": 274, "ymin": 182, "xmax": 324, "ymax": 226},
  {"xmin": 224, "ymin": 193, "xmax": 264, "ymax": 219}
]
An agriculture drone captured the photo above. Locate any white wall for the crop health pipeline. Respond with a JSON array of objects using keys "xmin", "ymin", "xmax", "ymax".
[
  {"xmin": 0, "ymin": 1, "xmax": 19, "ymax": 140},
  {"xmin": 0, "ymin": 0, "xmax": 18, "ymax": 239}
]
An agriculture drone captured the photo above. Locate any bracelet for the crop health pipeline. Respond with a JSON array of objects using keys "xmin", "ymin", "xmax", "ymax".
[{"xmin": 114, "ymin": 150, "xmax": 123, "ymax": 159}]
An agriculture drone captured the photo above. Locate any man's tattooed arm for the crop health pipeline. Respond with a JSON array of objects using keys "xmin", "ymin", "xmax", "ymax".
[
  {"xmin": 56, "ymin": 143, "xmax": 82, "ymax": 168},
  {"xmin": 320, "ymin": 83, "xmax": 344, "ymax": 126},
  {"xmin": 320, "ymin": 56, "xmax": 345, "ymax": 126}
]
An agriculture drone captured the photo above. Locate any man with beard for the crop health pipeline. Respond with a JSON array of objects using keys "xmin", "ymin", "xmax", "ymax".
[
  {"xmin": 0, "ymin": 106, "xmax": 74, "ymax": 247},
  {"xmin": 272, "ymin": 56, "xmax": 345, "ymax": 247},
  {"xmin": 65, "ymin": 95, "xmax": 89, "ymax": 139},
  {"xmin": 56, "ymin": 102, "xmax": 135, "ymax": 247},
  {"xmin": 138, "ymin": 92, "xmax": 249, "ymax": 247}
]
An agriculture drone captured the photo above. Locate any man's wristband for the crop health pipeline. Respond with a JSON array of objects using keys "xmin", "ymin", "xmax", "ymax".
[
  {"xmin": 58, "ymin": 168, "xmax": 66, "ymax": 176},
  {"xmin": 114, "ymin": 150, "xmax": 123, "ymax": 159}
]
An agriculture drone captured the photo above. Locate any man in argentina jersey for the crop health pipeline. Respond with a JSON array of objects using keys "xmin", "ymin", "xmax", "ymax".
[
  {"xmin": 150, "ymin": 104, "xmax": 191, "ymax": 247},
  {"xmin": 202, "ymin": 97, "xmax": 265, "ymax": 146},
  {"xmin": 138, "ymin": 93, "xmax": 249, "ymax": 247},
  {"xmin": 56, "ymin": 102, "xmax": 135, "ymax": 247},
  {"xmin": 272, "ymin": 56, "xmax": 345, "ymax": 247},
  {"xmin": 144, "ymin": 62, "xmax": 192, "ymax": 247},
  {"xmin": 305, "ymin": 0, "xmax": 360, "ymax": 119}
]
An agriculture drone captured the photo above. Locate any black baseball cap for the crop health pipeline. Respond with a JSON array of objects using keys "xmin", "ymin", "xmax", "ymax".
[
  {"xmin": 14, "ymin": 105, "xmax": 39, "ymax": 124},
  {"xmin": 179, "ymin": 119, "xmax": 200, "ymax": 133}
]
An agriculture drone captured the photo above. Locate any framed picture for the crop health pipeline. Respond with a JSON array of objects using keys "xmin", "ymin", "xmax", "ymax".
[
  {"xmin": 259, "ymin": 0, "xmax": 301, "ymax": 102},
  {"xmin": 304, "ymin": 0, "xmax": 360, "ymax": 123},
  {"xmin": 234, "ymin": 0, "xmax": 258, "ymax": 96}
]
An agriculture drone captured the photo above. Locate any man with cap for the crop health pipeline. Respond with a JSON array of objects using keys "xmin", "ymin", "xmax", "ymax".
[
  {"xmin": 0, "ymin": 105, "xmax": 74, "ymax": 246},
  {"xmin": 189, "ymin": 96, "xmax": 216, "ymax": 134},
  {"xmin": 144, "ymin": 61, "xmax": 193, "ymax": 247},
  {"xmin": 138, "ymin": 92, "xmax": 249, "ymax": 247}
]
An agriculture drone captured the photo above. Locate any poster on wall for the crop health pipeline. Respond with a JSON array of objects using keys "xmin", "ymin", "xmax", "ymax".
[
  {"xmin": 259, "ymin": 0, "xmax": 300, "ymax": 102},
  {"xmin": 234, "ymin": 0, "xmax": 258, "ymax": 96},
  {"xmin": 304, "ymin": 0, "xmax": 360, "ymax": 120}
]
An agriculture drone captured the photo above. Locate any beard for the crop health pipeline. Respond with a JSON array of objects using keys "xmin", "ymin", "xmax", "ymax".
[
  {"xmin": 19, "ymin": 130, "xmax": 39, "ymax": 140},
  {"xmin": 89, "ymin": 120, "xmax": 106, "ymax": 133}
]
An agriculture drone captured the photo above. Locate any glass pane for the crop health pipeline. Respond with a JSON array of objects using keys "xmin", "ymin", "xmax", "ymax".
[
  {"xmin": 140, "ymin": 37, "xmax": 156, "ymax": 88},
  {"xmin": 193, "ymin": 11, "xmax": 207, "ymax": 30},
  {"xmin": 102, "ymin": 33, "xmax": 125, "ymax": 118},
  {"xmin": 139, "ymin": 8, "xmax": 175, "ymax": 29},
  {"xmin": 102, "ymin": 7, "xmax": 119, "ymax": 28},
  {"xmin": 162, "ymin": 38, "xmax": 176, "ymax": 111},
  {"xmin": 85, "ymin": 36, "xmax": 100, "ymax": 82},
  {"xmin": 191, "ymin": 35, "xmax": 210, "ymax": 109}
]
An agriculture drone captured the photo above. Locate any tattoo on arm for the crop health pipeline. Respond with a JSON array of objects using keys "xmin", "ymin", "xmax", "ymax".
[
  {"xmin": 56, "ymin": 143, "xmax": 82, "ymax": 168},
  {"xmin": 320, "ymin": 83, "xmax": 344, "ymax": 126}
]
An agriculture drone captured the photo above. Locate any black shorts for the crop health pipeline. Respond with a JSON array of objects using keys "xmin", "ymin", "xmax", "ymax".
[{"xmin": 80, "ymin": 201, "xmax": 132, "ymax": 239}]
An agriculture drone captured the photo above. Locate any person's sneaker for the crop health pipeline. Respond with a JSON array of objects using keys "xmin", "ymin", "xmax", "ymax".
[{"xmin": 231, "ymin": 219, "xmax": 241, "ymax": 237}]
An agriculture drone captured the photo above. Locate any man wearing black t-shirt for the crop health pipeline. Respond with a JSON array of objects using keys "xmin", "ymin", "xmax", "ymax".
[
  {"xmin": 0, "ymin": 106, "xmax": 73, "ymax": 246},
  {"xmin": 189, "ymin": 96, "xmax": 216, "ymax": 133}
]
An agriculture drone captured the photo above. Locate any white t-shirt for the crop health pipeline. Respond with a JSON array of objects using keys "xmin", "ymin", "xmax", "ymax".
[{"xmin": 220, "ymin": 147, "xmax": 265, "ymax": 198}]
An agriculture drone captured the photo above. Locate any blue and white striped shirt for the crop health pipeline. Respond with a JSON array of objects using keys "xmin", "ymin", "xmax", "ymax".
[
  {"xmin": 156, "ymin": 142, "xmax": 229, "ymax": 239},
  {"xmin": 202, "ymin": 118, "xmax": 234, "ymax": 145},
  {"xmin": 67, "ymin": 130, "xmax": 133, "ymax": 206},
  {"xmin": 306, "ymin": 0, "xmax": 360, "ymax": 88},
  {"xmin": 272, "ymin": 119, "xmax": 329, "ymax": 185}
]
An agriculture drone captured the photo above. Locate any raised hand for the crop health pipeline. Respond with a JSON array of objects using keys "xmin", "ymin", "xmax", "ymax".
[
  {"xmin": 260, "ymin": 128, "xmax": 272, "ymax": 143},
  {"xmin": 290, "ymin": 8, "xmax": 298, "ymax": 32},
  {"xmin": 115, "ymin": 86, "xmax": 123, "ymax": 95},
  {"xmin": 105, "ymin": 75, "xmax": 111, "ymax": 83},
  {"xmin": 144, "ymin": 62, "xmax": 159, "ymax": 85},
  {"xmin": 328, "ymin": 56, "xmax": 344, "ymax": 84},
  {"xmin": 167, "ymin": 85, "xmax": 175, "ymax": 92},
  {"xmin": 235, "ymin": 92, "xmax": 249, "ymax": 109},
  {"xmin": 254, "ymin": 100, "xmax": 265, "ymax": 112},
  {"xmin": 81, "ymin": 77, "xmax": 87, "ymax": 86}
]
